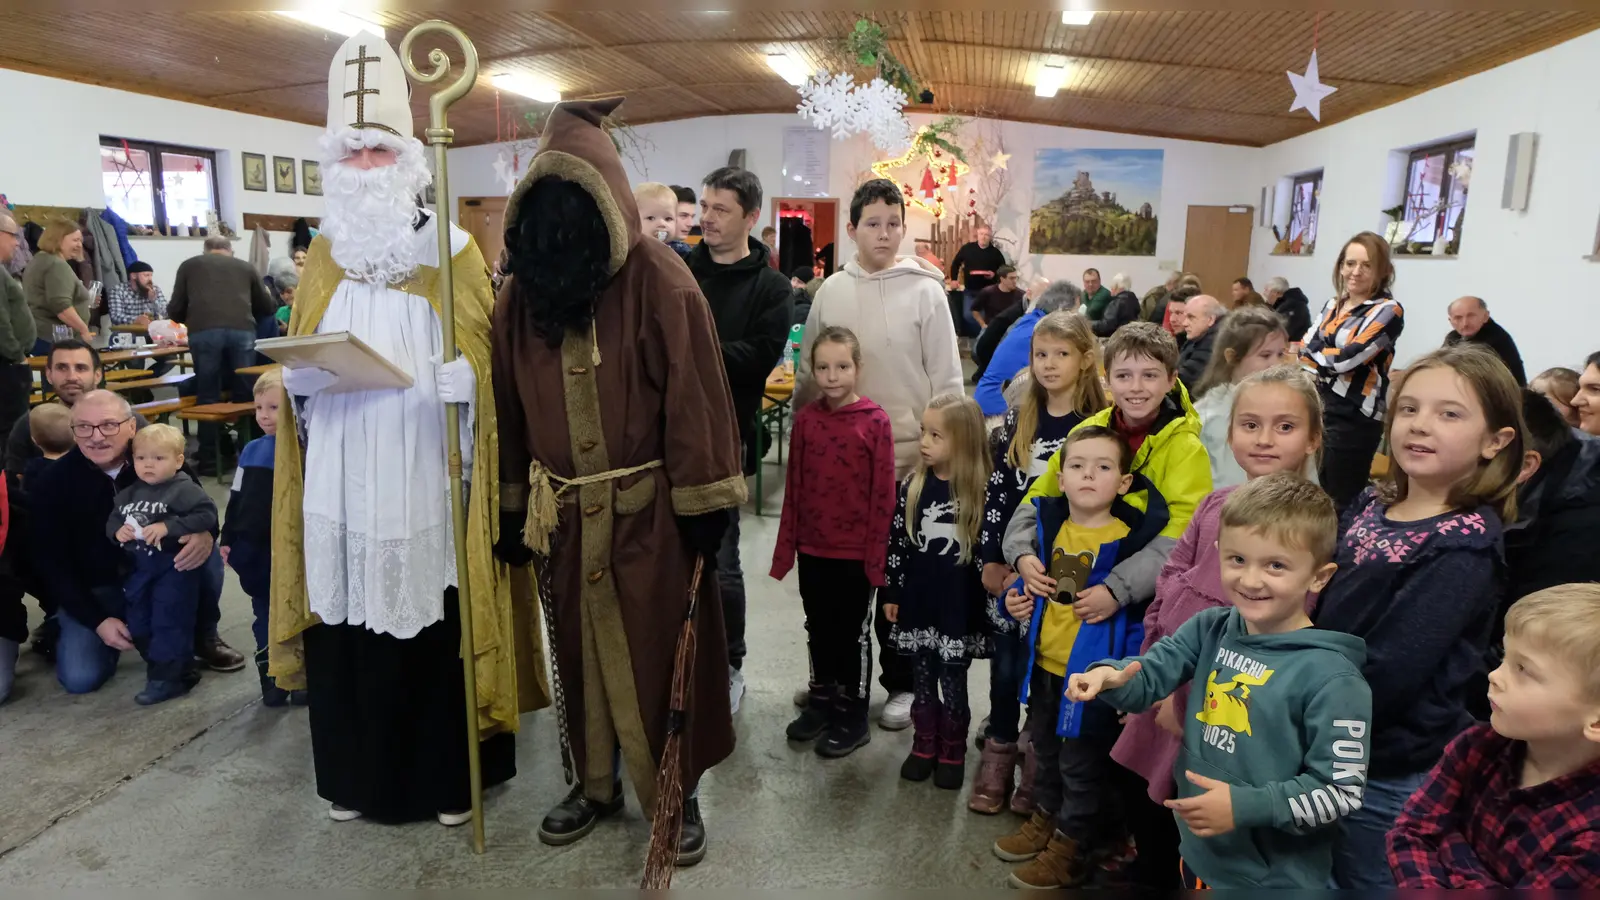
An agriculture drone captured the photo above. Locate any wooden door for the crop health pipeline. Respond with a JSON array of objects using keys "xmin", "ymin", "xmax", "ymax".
[
  {"xmin": 1181, "ymin": 205, "xmax": 1253, "ymax": 298},
  {"xmin": 458, "ymin": 196, "xmax": 507, "ymax": 268}
]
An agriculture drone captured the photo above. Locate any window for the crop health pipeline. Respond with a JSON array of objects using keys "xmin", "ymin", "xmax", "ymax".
[
  {"xmin": 1287, "ymin": 170, "xmax": 1321, "ymax": 252},
  {"xmin": 1402, "ymin": 137, "xmax": 1474, "ymax": 252},
  {"xmin": 100, "ymin": 137, "xmax": 220, "ymax": 234}
]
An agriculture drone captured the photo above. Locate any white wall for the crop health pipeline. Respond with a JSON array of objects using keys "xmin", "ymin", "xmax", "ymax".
[
  {"xmin": 449, "ymin": 112, "xmax": 1257, "ymax": 294},
  {"xmin": 0, "ymin": 69, "xmax": 326, "ymax": 295},
  {"xmin": 1246, "ymin": 29, "xmax": 1600, "ymax": 373}
]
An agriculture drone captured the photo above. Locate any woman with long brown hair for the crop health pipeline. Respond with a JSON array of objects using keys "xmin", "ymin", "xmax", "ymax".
[
  {"xmin": 23, "ymin": 220, "xmax": 96, "ymax": 352},
  {"xmin": 1299, "ymin": 231, "xmax": 1404, "ymax": 509}
]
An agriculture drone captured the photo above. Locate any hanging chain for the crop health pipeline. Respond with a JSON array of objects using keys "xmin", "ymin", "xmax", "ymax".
[{"xmin": 534, "ymin": 537, "xmax": 576, "ymax": 786}]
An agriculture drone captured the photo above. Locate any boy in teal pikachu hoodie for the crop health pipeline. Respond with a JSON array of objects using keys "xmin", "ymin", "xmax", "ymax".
[{"xmin": 1067, "ymin": 474, "xmax": 1371, "ymax": 889}]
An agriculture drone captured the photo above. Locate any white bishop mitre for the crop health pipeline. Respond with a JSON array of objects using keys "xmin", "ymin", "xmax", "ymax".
[{"xmin": 326, "ymin": 30, "xmax": 412, "ymax": 138}]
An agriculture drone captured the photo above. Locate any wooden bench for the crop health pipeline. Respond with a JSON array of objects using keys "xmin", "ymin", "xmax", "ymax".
[
  {"xmin": 236, "ymin": 363, "xmax": 279, "ymax": 377},
  {"xmin": 178, "ymin": 402, "xmax": 259, "ymax": 481},
  {"xmin": 102, "ymin": 369, "xmax": 150, "ymax": 383},
  {"xmin": 133, "ymin": 396, "xmax": 197, "ymax": 422},
  {"xmin": 106, "ymin": 372, "xmax": 194, "ymax": 393}
]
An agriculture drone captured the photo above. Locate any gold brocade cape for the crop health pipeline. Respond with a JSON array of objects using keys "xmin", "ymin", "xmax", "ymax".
[{"xmin": 267, "ymin": 234, "xmax": 549, "ymax": 736}]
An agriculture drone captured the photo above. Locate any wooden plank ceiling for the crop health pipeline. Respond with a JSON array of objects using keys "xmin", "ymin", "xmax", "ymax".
[{"xmin": 3, "ymin": 10, "xmax": 1597, "ymax": 148}]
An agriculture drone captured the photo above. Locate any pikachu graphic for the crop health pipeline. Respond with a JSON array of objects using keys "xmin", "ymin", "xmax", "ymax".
[{"xmin": 1195, "ymin": 668, "xmax": 1276, "ymax": 736}]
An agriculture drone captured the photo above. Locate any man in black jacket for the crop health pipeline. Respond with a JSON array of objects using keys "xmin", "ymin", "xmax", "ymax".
[
  {"xmin": 1176, "ymin": 294, "xmax": 1222, "ymax": 389},
  {"xmin": 688, "ymin": 166, "xmax": 793, "ymax": 713},
  {"xmin": 31, "ymin": 390, "xmax": 226, "ymax": 694},
  {"xmin": 948, "ymin": 224, "xmax": 1006, "ymax": 337},
  {"xmin": 1092, "ymin": 272, "xmax": 1142, "ymax": 337},
  {"xmin": 1443, "ymin": 296, "xmax": 1526, "ymax": 385},
  {"xmin": 1263, "ymin": 277, "xmax": 1312, "ymax": 343}
]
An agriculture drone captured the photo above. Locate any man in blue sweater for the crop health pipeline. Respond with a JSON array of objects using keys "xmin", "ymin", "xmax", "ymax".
[{"xmin": 975, "ymin": 280, "xmax": 1084, "ymax": 417}]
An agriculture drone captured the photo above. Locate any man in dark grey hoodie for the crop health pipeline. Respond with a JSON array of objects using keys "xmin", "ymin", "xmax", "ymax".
[{"xmin": 687, "ymin": 166, "xmax": 794, "ymax": 714}]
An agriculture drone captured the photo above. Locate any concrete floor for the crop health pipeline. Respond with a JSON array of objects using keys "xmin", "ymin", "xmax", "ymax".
[{"xmin": 0, "ymin": 467, "xmax": 1026, "ymax": 888}]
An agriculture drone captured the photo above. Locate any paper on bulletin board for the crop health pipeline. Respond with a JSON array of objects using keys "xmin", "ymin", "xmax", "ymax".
[{"xmin": 782, "ymin": 128, "xmax": 830, "ymax": 198}]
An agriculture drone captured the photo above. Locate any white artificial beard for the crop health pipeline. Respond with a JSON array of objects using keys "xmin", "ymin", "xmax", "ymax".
[{"xmin": 318, "ymin": 128, "xmax": 433, "ymax": 285}]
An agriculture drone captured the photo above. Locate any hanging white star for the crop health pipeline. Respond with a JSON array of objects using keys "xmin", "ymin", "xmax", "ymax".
[
  {"xmin": 1286, "ymin": 49, "xmax": 1338, "ymax": 121},
  {"xmin": 990, "ymin": 150, "xmax": 1012, "ymax": 171}
]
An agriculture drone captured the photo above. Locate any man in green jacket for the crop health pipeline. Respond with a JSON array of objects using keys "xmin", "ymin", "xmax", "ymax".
[{"xmin": 0, "ymin": 213, "xmax": 35, "ymax": 440}]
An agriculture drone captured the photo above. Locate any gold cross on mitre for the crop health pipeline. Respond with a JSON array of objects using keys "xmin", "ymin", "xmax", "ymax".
[{"xmin": 325, "ymin": 32, "xmax": 412, "ymax": 139}]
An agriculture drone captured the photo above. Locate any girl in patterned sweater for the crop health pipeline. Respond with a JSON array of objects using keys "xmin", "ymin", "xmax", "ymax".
[
  {"xmin": 974, "ymin": 310, "xmax": 1108, "ymax": 815},
  {"xmin": 772, "ymin": 326, "xmax": 897, "ymax": 758},
  {"xmin": 884, "ymin": 393, "xmax": 993, "ymax": 790},
  {"xmin": 1314, "ymin": 344, "xmax": 1525, "ymax": 888}
]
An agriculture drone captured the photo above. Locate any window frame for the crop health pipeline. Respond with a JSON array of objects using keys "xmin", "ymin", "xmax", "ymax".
[
  {"xmin": 1402, "ymin": 137, "xmax": 1474, "ymax": 250},
  {"xmin": 99, "ymin": 136, "xmax": 221, "ymax": 234},
  {"xmin": 1287, "ymin": 169, "xmax": 1322, "ymax": 249}
]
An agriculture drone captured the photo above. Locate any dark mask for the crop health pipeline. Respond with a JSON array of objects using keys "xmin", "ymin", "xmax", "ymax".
[{"xmin": 506, "ymin": 176, "xmax": 613, "ymax": 349}]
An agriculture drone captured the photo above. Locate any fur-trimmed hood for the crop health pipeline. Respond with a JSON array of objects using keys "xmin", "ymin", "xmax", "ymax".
[{"xmin": 506, "ymin": 97, "xmax": 638, "ymax": 277}]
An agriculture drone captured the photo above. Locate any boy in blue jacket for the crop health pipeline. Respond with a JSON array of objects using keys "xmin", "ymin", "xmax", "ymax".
[
  {"xmin": 220, "ymin": 369, "xmax": 305, "ymax": 707},
  {"xmin": 1068, "ymin": 474, "xmax": 1371, "ymax": 889},
  {"xmin": 991, "ymin": 425, "xmax": 1170, "ymax": 888}
]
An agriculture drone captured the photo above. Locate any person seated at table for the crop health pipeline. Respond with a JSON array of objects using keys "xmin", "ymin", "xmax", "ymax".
[{"xmin": 107, "ymin": 262, "xmax": 168, "ymax": 327}]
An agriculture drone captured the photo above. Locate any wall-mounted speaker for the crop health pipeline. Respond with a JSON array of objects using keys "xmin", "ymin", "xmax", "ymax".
[
  {"xmin": 1502, "ymin": 132, "xmax": 1537, "ymax": 212},
  {"xmin": 728, "ymin": 149, "xmax": 747, "ymax": 170}
]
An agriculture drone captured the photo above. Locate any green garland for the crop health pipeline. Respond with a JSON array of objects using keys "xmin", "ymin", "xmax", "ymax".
[
  {"xmin": 845, "ymin": 19, "xmax": 919, "ymax": 99},
  {"xmin": 911, "ymin": 114, "xmax": 968, "ymax": 164}
]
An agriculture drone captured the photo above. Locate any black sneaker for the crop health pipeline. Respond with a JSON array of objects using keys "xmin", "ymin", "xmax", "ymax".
[
  {"xmin": 135, "ymin": 678, "xmax": 192, "ymax": 706},
  {"xmin": 676, "ymin": 797, "xmax": 707, "ymax": 867},
  {"xmin": 537, "ymin": 782, "xmax": 624, "ymax": 846}
]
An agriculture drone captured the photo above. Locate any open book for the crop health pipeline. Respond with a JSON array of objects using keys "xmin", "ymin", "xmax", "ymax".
[{"xmin": 255, "ymin": 331, "xmax": 414, "ymax": 394}]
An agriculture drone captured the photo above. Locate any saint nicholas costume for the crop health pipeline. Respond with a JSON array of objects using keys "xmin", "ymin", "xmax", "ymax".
[{"xmin": 268, "ymin": 32, "xmax": 547, "ymax": 822}]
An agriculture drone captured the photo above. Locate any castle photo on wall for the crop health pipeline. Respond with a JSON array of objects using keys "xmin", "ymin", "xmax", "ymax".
[{"xmin": 1029, "ymin": 148, "xmax": 1163, "ymax": 256}]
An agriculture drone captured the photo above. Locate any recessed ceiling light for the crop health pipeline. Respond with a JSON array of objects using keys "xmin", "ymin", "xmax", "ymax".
[
  {"xmin": 1061, "ymin": 10, "xmax": 1096, "ymax": 26},
  {"xmin": 276, "ymin": 10, "xmax": 385, "ymax": 40},
  {"xmin": 1035, "ymin": 57, "xmax": 1069, "ymax": 98},
  {"xmin": 766, "ymin": 52, "xmax": 809, "ymax": 87},
  {"xmin": 492, "ymin": 74, "xmax": 562, "ymax": 104}
]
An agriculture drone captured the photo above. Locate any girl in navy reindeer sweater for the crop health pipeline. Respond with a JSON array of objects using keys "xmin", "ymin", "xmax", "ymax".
[{"xmin": 884, "ymin": 393, "xmax": 994, "ymax": 790}]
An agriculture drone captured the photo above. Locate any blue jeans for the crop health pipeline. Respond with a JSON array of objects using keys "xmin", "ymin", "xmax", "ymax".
[
  {"xmin": 189, "ymin": 328, "xmax": 257, "ymax": 461},
  {"xmin": 57, "ymin": 609, "xmax": 121, "ymax": 694},
  {"xmin": 124, "ymin": 548, "xmax": 201, "ymax": 682},
  {"xmin": 986, "ymin": 627, "xmax": 1030, "ymax": 743},
  {"xmin": 1330, "ymin": 770, "xmax": 1427, "ymax": 888},
  {"xmin": 961, "ymin": 290, "xmax": 983, "ymax": 338}
]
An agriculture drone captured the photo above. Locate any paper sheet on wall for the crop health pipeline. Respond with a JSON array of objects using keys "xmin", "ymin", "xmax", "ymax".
[{"xmin": 782, "ymin": 128, "xmax": 830, "ymax": 198}]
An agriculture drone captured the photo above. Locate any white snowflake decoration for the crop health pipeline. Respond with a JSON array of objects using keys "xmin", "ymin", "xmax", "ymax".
[{"xmin": 797, "ymin": 71, "xmax": 912, "ymax": 153}]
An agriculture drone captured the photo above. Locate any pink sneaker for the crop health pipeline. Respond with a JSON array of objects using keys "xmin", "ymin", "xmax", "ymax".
[{"xmin": 968, "ymin": 740, "xmax": 1017, "ymax": 814}]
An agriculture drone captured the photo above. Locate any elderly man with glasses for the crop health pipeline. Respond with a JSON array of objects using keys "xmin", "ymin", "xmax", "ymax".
[
  {"xmin": 0, "ymin": 213, "xmax": 31, "ymax": 442},
  {"xmin": 26, "ymin": 389, "xmax": 237, "ymax": 694}
]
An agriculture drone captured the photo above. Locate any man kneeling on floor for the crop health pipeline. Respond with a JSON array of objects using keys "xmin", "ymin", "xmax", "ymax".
[{"xmin": 29, "ymin": 390, "xmax": 231, "ymax": 696}]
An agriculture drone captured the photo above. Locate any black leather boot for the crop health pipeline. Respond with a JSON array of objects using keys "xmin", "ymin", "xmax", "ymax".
[
  {"xmin": 537, "ymin": 782, "xmax": 624, "ymax": 846},
  {"xmin": 676, "ymin": 796, "xmax": 707, "ymax": 867}
]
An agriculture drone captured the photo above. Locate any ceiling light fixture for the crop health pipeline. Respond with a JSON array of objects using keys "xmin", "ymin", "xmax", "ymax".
[
  {"xmin": 276, "ymin": 9, "xmax": 385, "ymax": 40},
  {"xmin": 1035, "ymin": 57, "xmax": 1069, "ymax": 98},
  {"xmin": 766, "ymin": 52, "xmax": 809, "ymax": 87},
  {"xmin": 491, "ymin": 73, "xmax": 562, "ymax": 104},
  {"xmin": 1061, "ymin": 10, "xmax": 1096, "ymax": 26}
]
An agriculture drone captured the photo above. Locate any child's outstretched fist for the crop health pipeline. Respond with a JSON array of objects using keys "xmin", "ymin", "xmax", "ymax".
[{"xmin": 1066, "ymin": 660, "xmax": 1142, "ymax": 702}]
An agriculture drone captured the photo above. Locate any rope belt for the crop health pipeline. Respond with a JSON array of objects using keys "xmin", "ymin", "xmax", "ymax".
[{"xmin": 521, "ymin": 458, "xmax": 663, "ymax": 555}]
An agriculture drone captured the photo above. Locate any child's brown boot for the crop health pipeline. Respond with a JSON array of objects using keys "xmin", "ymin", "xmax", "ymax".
[
  {"xmin": 1007, "ymin": 830, "xmax": 1088, "ymax": 890},
  {"xmin": 992, "ymin": 809, "xmax": 1052, "ymax": 862}
]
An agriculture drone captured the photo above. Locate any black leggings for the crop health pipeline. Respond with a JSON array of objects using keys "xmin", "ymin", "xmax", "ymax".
[{"xmin": 797, "ymin": 554, "xmax": 875, "ymax": 699}]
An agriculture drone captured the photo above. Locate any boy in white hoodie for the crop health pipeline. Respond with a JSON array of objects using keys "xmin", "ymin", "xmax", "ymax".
[{"xmin": 796, "ymin": 178, "xmax": 965, "ymax": 730}]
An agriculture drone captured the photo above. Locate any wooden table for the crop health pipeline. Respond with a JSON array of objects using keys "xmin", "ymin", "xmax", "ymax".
[
  {"xmin": 27, "ymin": 345, "xmax": 189, "ymax": 370},
  {"xmin": 110, "ymin": 323, "xmax": 149, "ymax": 335},
  {"xmin": 753, "ymin": 368, "xmax": 797, "ymax": 516},
  {"xmin": 105, "ymin": 372, "xmax": 194, "ymax": 393}
]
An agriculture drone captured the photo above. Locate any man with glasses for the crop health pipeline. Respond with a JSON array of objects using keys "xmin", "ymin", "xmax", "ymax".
[
  {"xmin": 0, "ymin": 214, "xmax": 31, "ymax": 438},
  {"xmin": 27, "ymin": 390, "xmax": 234, "ymax": 693}
]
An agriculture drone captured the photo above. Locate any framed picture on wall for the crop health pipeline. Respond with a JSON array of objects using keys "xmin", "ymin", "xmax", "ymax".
[
  {"xmin": 303, "ymin": 160, "xmax": 323, "ymax": 196},
  {"xmin": 273, "ymin": 156, "xmax": 296, "ymax": 193},
  {"xmin": 242, "ymin": 153, "xmax": 267, "ymax": 192}
]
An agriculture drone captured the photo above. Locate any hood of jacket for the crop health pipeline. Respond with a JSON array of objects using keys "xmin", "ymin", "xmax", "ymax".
[
  {"xmin": 1277, "ymin": 287, "xmax": 1310, "ymax": 311},
  {"xmin": 841, "ymin": 254, "xmax": 948, "ymax": 285},
  {"xmin": 688, "ymin": 234, "xmax": 778, "ymax": 280},
  {"xmin": 506, "ymin": 97, "xmax": 638, "ymax": 278}
]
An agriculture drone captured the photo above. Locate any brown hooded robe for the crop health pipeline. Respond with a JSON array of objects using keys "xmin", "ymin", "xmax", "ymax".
[{"xmin": 494, "ymin": 98, "xmax": 746, "ymax": 816}]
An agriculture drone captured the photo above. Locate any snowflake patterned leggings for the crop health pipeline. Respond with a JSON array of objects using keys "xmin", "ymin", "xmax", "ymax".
[{"xmin": 912, "ymin": 655, "xmax": 971, "ymax": 720}]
